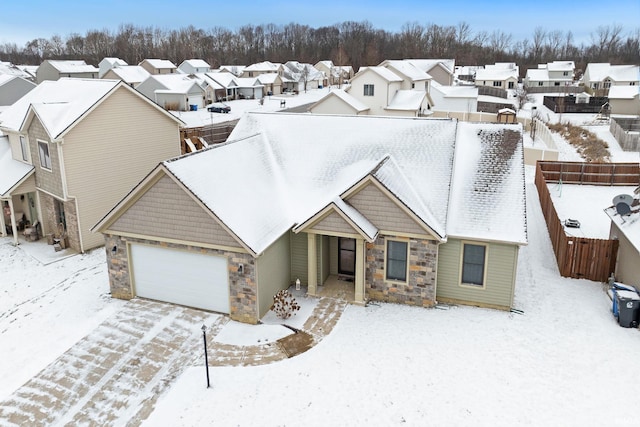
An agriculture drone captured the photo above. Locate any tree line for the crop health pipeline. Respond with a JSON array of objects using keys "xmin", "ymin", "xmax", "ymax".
[{"xmin": 0, "ymin": 21, "xmax": 638, "ymax": 77}]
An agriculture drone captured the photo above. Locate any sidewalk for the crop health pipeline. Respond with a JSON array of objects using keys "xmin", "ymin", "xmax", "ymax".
[{"xmin": 0, "ymin": 296, "xmax": 348, "ymax": 426}]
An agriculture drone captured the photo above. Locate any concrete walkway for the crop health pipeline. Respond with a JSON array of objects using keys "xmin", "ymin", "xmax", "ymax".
[{"xmin": 0, "ymin": 297, "xmax": 347, "ymax": 426}]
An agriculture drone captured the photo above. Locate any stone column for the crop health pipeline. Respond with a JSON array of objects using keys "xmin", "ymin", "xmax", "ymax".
[
  {"xmin": 307, "ymin": 233, "xmax": 317, "ymax": 296},
  {"xmin": 354, "ymin": 238, "xmax": 365, "ymax": 305}
]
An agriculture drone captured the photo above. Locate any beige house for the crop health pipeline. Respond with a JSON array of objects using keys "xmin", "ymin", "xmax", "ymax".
[
  {"xmin": 608, "ymin": 86, "xmax": 640, "ymax": 116},
  {"xmin": 93, "ymin": 113, "xmax": 526, "ymax": 324},
  {"xmin": 36, "ymin": 60, "xmax": 99, "ymax": 84},
  {"xmin": 0, "ymin": 78, "xmax": 182, "ymax": 252},
  {"xmin": 257, "ymin": 73, "xmax": 283, "ymax": 95},
  {"xmin": 309, "ymin": 89, "xmax": 370, "ymax": 115},
  {"xmin": 139, "ymin": 59, "xmax": 177, "ymax": 75},
  {"xmin": 98, "ymin": 57, "xmax": 128, "ymax": 78},
  {"xmin": 475, "ymin": 65, "xmax": 518, "ymax": 89},
  {"xmin": 606, "ymin": 193, "xmax": 640, "ymax": 289},
  {"xmin": 102, "ymin": 66, "xmax": 150, "ymax": 88},
  {"xmin": 400, "ymin": 59, "xmax": 455, "ymax": 86},
  {"xmin": 242, "ymin": 61, "xmax": 283, "ymax": 78},
  {"xmin": 136, "ymin": 74, "xmax": 207, "ymax": 111}
]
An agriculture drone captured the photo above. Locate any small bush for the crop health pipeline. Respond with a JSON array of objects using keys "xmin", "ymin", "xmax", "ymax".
[{"xmin": 271, "ymin": 289, "xmax": 301, "ymax": 319}]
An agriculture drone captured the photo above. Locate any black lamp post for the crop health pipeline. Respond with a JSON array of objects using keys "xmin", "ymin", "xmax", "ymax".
[{"xmin": 201, "ymin": 324, "xmax": 210, "ymax": 388}]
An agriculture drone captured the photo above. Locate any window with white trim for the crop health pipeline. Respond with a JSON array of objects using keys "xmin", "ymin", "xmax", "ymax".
[
  {"xmin": 19, "ymin": 136, "xmax": 28, "ymax": 161},
  {"xmin": 493, "ymin": 81, "xmax": 502, "ymax": 87},
  {"xmin": 386, "ymin": 239, "xmax": 408, "ymax": 282},
  {"xmin": 461, "ymin": 243, "xmax": 487, "ymax": 287},
  {"xmin": 364, "ymin": 84, "xmax": 374, "ymax": 96},
  {"xmin": 38, "ymin": 140, "xmax": 52, "ymax": 170}
]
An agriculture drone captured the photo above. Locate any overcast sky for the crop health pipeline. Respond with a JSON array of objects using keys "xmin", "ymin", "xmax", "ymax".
[{"xmin": 1, "ymin": 0, "xmax": 638, "ymax": 47}]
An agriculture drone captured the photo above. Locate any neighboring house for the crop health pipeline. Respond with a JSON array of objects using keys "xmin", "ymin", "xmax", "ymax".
[
  {"xmin": 430, "ymin": 82, "xmax": 478, "ymax": 114},
  {"xmin": 16, "ymin": 65, "xmax": 38, "ymax": 81},
  {"xmin": 314, "ymin": 61, "xmax": 354, "ymax": 86},
  {"xmin": 0, "ymin": 61, "xmax": 33, "ymax": 80},
  {"xmin": 607, "ymin": 86, "xmax": 640, "ymax": 116},
  {"xmin": 379, "ymin": 59, "xmax": 432, "ymax": 92},
  {"xmin": 36, "ymin": 60, "xmax": 99, "ymax": 84},
  {"xmin": 178, "ymin": 59, "xmax": 212, "ymax": 74},
  {"xmin": 98, "ymin": 57, "xmax": 128, "ymax": 78},
  {"xmin": 242, "ymin": 61, "xmax": 283, "ymax": 78},
  {"xmin": 204, "ymin": 72, "xmax": 240, "ymax": 101},
  {"xmin": 309, "ymin": 89, "xmax": 370, "ymax": 115},
  {"xmin": 0, "ymin": 75, "xmax": 36, "ymax": 106},
  {"xmin": 282, "ymin": 61, "xmax": 324, "ymax": 92},
  {"xmin": 0, "ymin": 78, "xmax": 183, "ymax": 251},
  {"xmin": 256, "ymin": 73, "xmax": 283, "ymax": 96},
  {"xmin": 605, "ymin": 189, "xmax": 640, "ymax": 289},
  {"xmin": 524, "ymin": 61, "xmax": 575, "ymax": 88},
  {"xmin": 93, "ymin": 113, "xmax": 527, "ymax": 324},
  {"xmin": 219, "ymin": 65, "xmax": 245, "ymax": 77},
  {"xmin": 102, "ymin": 65, "xmax": 150, "ymax": 88},
  {"xmin": 402, "ymin": 59, "xmax": 455, "ymax": 86},
  {"xmin": 347, "ymin": 66, "xmax": 430, "ymax": 117},
  {"xmin": 454, "ymin": 65, "xmax": 483, "ymax": 83},
  {"xmin": 136, "ymin": 74, "xmax": 206, "ymax": 111},
  {"xmin": 582, "ymin": 63, "xmax": 640, "ymax": 95},
  {"xmin": 139, "ymin": 59, "xmax": 178, "ymax": 75},
  {"xmin": 235, "ymin": 77, "xmax": 264, "ymax": 99},
  {"xmin": 475, "ymin": 63, "xmax": 519, "ymax": 89}
]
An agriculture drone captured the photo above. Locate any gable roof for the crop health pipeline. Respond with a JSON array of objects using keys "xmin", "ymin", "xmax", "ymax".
[
  {"xmin": 586, "ymin": 63, "xmax": 640, "ymax": 82},
  {"xmin": 355, "ymin": 66, "xmax": 403, "ymax": 83},
  {"xmin": 245, "ymin": 61, "xmax": 281, "ymax": 72},
  {"xmin": 0, "ymin": 78, "xmax": 182, "ymax": 139},
  {"xmin": 145, "ymin": 74, "xmax": 205, "ymax": 94},
  {"xmin": 0, "ymin": 62, "xmax": 32, "ymax": 79},
  {"xmin": 140, "ymin": 59, "xmax": 177, "ymax": 70},
  {"xmin": 104, "ymin": 65, "xmax": 150, "ymax": 84},
  {"xmin": 476, "ymin": 67, "xmax": 518, "ymax": 81},
  {"xmin": 180, "ymin": 59, "xmax": 211, "ymax": 69},
  {"xmin": 205, "ymin": 72, "xmax": 238, "ymax": 88},
  {"xmin": 98, "ymin": 113, "xmax": 526, "ymax": 254},
  {"xmin": 406, "ymin": 59, "xmax": 456, "ymax": 75},
  {"xmin": 310, "ymin": 89, "xmax": 369, "ymax": 113},
  {"xmin": 608, "ymin": 85, "xmax": 640, "ymax": 99},
  {"xmin": 381, "ymin": 60, "xmax": 432, "ymax": 82}
]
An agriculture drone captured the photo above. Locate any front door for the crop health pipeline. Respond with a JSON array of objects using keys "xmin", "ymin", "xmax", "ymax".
[{"xmin": 338, "ymin": 237, "xmax": 356, "ymax": 276}]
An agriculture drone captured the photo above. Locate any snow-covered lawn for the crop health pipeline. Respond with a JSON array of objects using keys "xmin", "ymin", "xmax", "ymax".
[{"xmin": 2, "ymin": 99, "xmax": 640, "ymax": 425}]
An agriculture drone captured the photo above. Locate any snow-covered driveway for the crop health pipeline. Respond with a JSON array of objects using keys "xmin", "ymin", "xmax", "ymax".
[{"xmin": 0, "ymin": 299, "xmax": 224, "ymax": 426}]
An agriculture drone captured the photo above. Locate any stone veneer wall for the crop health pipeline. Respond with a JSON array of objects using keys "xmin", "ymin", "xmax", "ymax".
[
  {"xmin": 366, "ymin": 234, "xmax": 437, "ymax": 306},
  {"xmin": 104, "ymin": 234, "xmax": 258, "ymax": 324},
  {"xmin": 41, "ymin": 193, "xmax": 80, "ymax": 252}
]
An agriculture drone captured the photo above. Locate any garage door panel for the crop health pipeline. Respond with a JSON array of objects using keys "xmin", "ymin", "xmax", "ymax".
[{"xmin": 131, "ymin": 244, "xmax": 230, "ymax": 313}]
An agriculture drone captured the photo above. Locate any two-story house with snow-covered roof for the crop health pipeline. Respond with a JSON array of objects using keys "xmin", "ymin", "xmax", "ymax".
[
  {"xmin": 136, "ymin": 74, "xmax": 206, "ymax": 111},
  {"xmin": 241, "ymin": 61, "xmax": 283, "ymax": 78},
  {"xmin": 139, "ymin": 59, "xmax": 177, "ymax": 75},
  {"xmin": 582, "ymin": 63, "xmax": 640, "ymax": 96},
  {"xmin": 0, "ymin": 78, "xmax": 183, "ymax": 251},
  {"xmin": 102, "ymin": 66, "xmax": 150, "ymax": 88},
  {"xmin": 98, "ymin": 57, "xmax": 128, "ymax": 79},
  {"xmin": 524, "ymin": 61, "xmax": 575, "ymax": 89},
  {"xmin": 178, "ymin": 59, "xmax": 212, "ymax": 74},
  {"xmin": 93, "ymin": 113, "xmax": 527, "ymax": 324},
  {"xmin": 475, "ymin": 63, "xmax": 519, "ymax": 89}
]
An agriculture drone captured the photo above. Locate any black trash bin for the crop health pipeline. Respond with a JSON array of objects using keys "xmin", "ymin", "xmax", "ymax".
[{"xmin": 616, "ymin": 290, "xmax": 640, "ymax": 328}]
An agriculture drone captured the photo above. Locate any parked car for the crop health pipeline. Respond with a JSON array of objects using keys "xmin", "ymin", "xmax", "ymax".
[{"xmin": 208, "ymin": 102, "xmax": 231, "ymax": 113}]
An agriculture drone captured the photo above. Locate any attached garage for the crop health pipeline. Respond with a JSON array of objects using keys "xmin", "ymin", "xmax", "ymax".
[{"xmin": 130, "ymin": 244, "xmax": 230, "ymax": 313}]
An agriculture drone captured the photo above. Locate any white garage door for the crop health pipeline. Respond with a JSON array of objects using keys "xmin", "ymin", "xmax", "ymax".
[
  {"xmin": 130, "ymin": 244, "xmax": 230, "ymax": 313},
  {"xmin": 187, "ymin": 95, "xmax": 203, "ymax": 109}
]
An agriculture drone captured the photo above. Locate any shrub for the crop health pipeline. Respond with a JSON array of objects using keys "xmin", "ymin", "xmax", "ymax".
[
  {"xmin": 547, "ymin": 122, "xmax": 610, "ymax": 163},
  {"xmin": 271, "ymin": 289, "xmax": 301, "ymax": 319}
]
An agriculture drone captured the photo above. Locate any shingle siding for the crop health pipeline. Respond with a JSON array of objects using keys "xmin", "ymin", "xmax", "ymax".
[
  {"xmin": 309, "ymin": 210, "xmax": 358, "ymax": 235},
  {"xmin": 347, "ymin": 183, "xmax": 428, "ymax": 236},
  {"xmin": 109, "ymin": 174, "xmax": 242, "ymax": 248}
]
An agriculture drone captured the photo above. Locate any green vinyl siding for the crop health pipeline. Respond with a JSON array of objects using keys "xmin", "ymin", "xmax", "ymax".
[
  {"xmin": 290, "ymin": 231, "xmax": 308, "ymax": 284},
  {"xmin": 256, "ymin": 232, "xmax": 291, "ymax": 317},
  {"xmin": 437, "ymin": 238, "xmax": 518, "ymax": 309}
]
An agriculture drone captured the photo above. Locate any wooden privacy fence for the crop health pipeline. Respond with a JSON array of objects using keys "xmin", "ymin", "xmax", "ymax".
[{"xmin": 535, "ymin": 161, "xmax": 640, "ymax": 282}]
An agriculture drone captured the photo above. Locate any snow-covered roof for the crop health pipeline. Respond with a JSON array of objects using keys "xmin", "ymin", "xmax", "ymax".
[
  {"xmin": 105, "ymin": 66, "xmax": 150, "ymax": 84},
  {"xmin": 245, "ymin": 61, "xmax": 281, "ymax": 72},
  {"xmin": 406, "ymin": 59, "xmax": 455, "ymax": 74},
  {"xmin": 0, "ymin": 74, "xmax": 16, "ymax": 87},
  {"xmin": 205, "ymin": 72, "xmax": 238, "ymax": 88},
  {"xmin": 158, "ymin": 114, "xmax": 525, "ymax": 255},
  {"xmin": 356, "ymin": 66, "xmax": 403, "ymax": 83},
  {"xmin": 146, "ymin": 74, "xmax": 205, "ymax": 94},
  {"xmin": 605, "ymin": 202, "xmax": 640, "ymax": 253},
  {"xmin": 311, "ymin": 89, "xmax": 369, "ymax": 112},
  {"xmin": 45, "ymin": 60, "xmax": 98, "ymax": 74},
  {"xmin": 180, "ymin": 59, "xmax": 210, "ymax": 69},
  {"xmin": 0, "ymin": 78, "xmax": 121, "ymax": 139},
  {"xmin": 0, "ymin": 134, "xmax": 34, "ymax": 197},
  {"xmin": 608, "ymin": 85, "xmax": 640, "ymax": 99},
  {"xmin": 0, "ymin": 61, "xmax": 31, "ymax": 79},
  {"xmin": 141, "ymin": 59, "xmax": 176, "ymax": 70},
  {"xmin": 431, "ymin": 82, "xmax": 478, "ymax": 99},
  {"xmin": 586, "ymin": 63, "xmax": 640, "ymax": 82},
  {"xmin": 476, "ymin": 67, "xmax": 518, "ymax": 81},
  {"xmin": 282, "ymin": 62, "xmax": 323, "ymax": 82},
  {"xmin": 546, "ymin": 61, "xmax": 575, "ymax": 72},
  {"xmin": 525, "ymin": 68, "xmax": 549, "ymax": 81},
  {"xmin": 447, "ymin": 123, "xmax": 526, "ymax": 244},
  {"xmin": 382, "ymin": 60, "xmax": 432, "ymax": 82},
  {"xmin": 256, "ymin": 73, "xmax": 280, "ymax": 85},
  {"xmin": 100, "ymin": 57, "xmax": 127, "ymax": 67},
  {"xmin": 218, "ymin": 65, "xmax": 245, "ymax": 76},
  {"xmin": 385, "ymin": 90, "xmax": 426, "ymax": 111}
]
